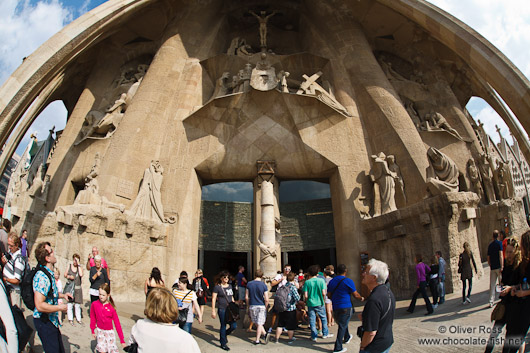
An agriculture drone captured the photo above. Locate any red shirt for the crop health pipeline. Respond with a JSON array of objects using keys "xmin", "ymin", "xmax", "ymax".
[{"xmin": 90, "ymin": 300, "xmax": 124, "ymax": 343}]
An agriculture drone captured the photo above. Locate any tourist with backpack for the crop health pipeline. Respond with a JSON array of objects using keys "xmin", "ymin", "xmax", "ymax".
[
  {"xmin": 2, "ymin": 233, "xmax": 26, "ymax": 308},
  {"xmin": 274, "ymin": 271, "xmax": 300, "ymax": 344},
  {"xmin": 245, "ymin": 269, "xmax": 269, "ymax": 345},
  {"xmin": 31, "ymin": 242, "xmax": 72, "ymax": 353}
]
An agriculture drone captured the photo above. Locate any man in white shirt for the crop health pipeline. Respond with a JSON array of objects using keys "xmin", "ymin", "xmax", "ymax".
[{"xmin": 2, "ymin": 233, "xmax": 26, "ymax": 308}]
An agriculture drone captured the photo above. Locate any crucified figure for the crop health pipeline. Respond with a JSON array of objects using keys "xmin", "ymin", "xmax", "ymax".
[{"xmin": 249, "ymin": 10, "xmax": 277, "ymax": 48}]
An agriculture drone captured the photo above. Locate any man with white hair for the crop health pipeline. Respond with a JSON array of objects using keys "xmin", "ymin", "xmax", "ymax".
[
  {"xmin": 86, "ymin": 246, "xmax": 110, "ymax": 278},
  {"xmin": 359, "ymin": 259, "xmax": 395, "ymax": 353}
]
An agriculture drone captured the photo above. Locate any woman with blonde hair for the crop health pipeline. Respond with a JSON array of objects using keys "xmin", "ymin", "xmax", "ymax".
[
  {"xmin": 458, "ymin": 241, "xmax": 477, "ymax": 304},
  {"xmin": 192, "ymin": 269, "xmax": 209, "ymax": 317},
  {"xmin": 128, "ymin": 287, "xmax": 200, "ymax": 352}
]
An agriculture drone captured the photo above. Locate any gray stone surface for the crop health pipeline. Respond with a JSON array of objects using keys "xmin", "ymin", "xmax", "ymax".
[{"xmin": 26, "ymin": 262, "xmax": 504, "ymax": 353}]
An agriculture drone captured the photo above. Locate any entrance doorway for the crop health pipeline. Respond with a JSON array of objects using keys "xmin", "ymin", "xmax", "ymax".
[
  {"xmin": 284, "ymin": 248, "xmax": 335, "ymax": 273},
  {"xmin": 202, "ymin": 250, "xmax": 249, "ymax": 283}
]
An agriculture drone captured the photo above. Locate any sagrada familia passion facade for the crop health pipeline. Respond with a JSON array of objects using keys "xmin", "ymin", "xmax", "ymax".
[{"xmin": 1, "ymin": 0, "xmax": 530, "ymax": 300}]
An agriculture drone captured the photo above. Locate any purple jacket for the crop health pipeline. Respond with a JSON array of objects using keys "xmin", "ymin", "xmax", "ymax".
[{"xmin": 415, "ymin": 262, "xmax": 431, "ymax": 286}]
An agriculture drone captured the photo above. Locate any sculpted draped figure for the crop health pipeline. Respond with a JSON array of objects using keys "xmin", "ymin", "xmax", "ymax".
[
  {"xmin": 478, "ymin": 153, "xmax": 496, "ymax": 204},
  {"xmin": 369, "ymin": 152, "xmax": 397, "ymax": 215},
  {"xmin": 426, "ymin": 147, "xmax": 460, "ymax": 196},
  {"xmin": 496, "ymin": 160, "xmax": 515, "ymax": 199},
  {"xmin": 386, "ymin": 155, "xmax": 406, "ymax": 207},
  {"xmin": 467, "ymin": 158, "xmax": 485, "ymax": 202},
  {"xmin": 129, "ymin": 160, "xmax": 166, "ymax": 222}
]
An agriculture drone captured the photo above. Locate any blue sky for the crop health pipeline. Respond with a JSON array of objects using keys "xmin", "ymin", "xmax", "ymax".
[{"xmin": 0, "ymin": 0, "xmax": 529, "ymax": 201}]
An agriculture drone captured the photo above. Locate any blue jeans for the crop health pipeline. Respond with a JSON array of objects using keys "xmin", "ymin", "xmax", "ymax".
[
  {"xmin": 360, "ymin": 346, "xmax": 391, "ymax": 353},
  {"xmin": 180, "ymin": 322, "xmax": 192, "ymax": 333},
  {"xmin": 308, "ymin": 305, "xmax": 328, "ymax": 339},
  {"xmin": 438, "ymin": 275, "xmax": 445, "ymax": 302},
  {"xmin": 218, "ymin": 308, "xmax": 237, "ymax": 346},
  {"xmin": 333, "ymin": 307, "xmax": 352, "ymax": 352}
]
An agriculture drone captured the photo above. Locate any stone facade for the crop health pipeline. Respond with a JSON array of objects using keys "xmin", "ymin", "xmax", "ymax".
[{"xmin": 1, "ymin": 0, "xmax": 530, "ymax": 300}]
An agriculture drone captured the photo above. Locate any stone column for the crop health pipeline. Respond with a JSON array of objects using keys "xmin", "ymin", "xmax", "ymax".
[{"xmin": 259, "ymin": 179, "xmax": 277, "ymax": 278}]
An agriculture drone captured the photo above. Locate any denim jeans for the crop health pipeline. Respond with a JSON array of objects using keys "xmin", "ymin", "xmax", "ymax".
[
  {"xmin": 360, "ymin": 346, "xmax": 391, "ymax": 353},
  {"xmin": 218, "ymin": 308, "xmax": 236, "ymax": 346},
  {"xmin": 180, "ymin": 322, "xmax": 192, "ymax": 333},
  {"xmin": 438, "ymin": 275, "xmax": 445, "ymax": 302},
  {"xmin": 333, "ymin": 307, "xmax": 352, "ymax": 352},
  {"xmin": 308, "ymin": 305, "xmax": 328, "ymax": 339}
]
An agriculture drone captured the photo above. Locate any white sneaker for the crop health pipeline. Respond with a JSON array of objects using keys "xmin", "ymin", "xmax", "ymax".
[
  {"xmin": 466, "ymin": 297, "xmax": 471, "ymax": 303},
  {"xmin": 333, "ymin": 349, "xmax": 347, "ymax": 353},
  {"xmin": 462, "ymin": 300, "xmax": 468, "ymax": 305},
  {"xmin": 311, "ymin": 337, "xmax": 318, "ymax": 342},
  {"xmin": 323, "ymin": 333, "xmax": 334, "ymax": 339},
  {"xmin": 489, "ymin": 302, "xmax": 494, "ymax": 308},
  {"xmin": 344, "ymin": 335, "xmax": 353, "ymax": 344},
  {"xmin": 433, "ymin": 304, "xmax": 438, "ymax": 309}
]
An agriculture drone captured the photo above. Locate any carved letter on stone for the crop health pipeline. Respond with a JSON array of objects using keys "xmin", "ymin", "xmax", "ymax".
[
  {"xmin": 426, "ymin": 147, "xmax": 459, "ymax": 195},
  {"xmin": 369, "ymin": 152, "xmax": 397, "ymax": 215}
]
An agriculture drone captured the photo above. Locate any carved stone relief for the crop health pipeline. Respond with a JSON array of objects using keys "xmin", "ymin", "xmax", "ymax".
[
  {"xmin": 297, "ymin": 71, "xmax": 352, "ymax": 117},
  {"xmin": 426, "ymin": 147, "xmax": 459, "ymax": 196},
  {"xmin": 467, "ymin": 158, "xmax": 484, "ymax": 203},
  {"xmin": 386, "ymin": 155, "xmax": 406, "ymax": 208},
  {"xmin": 478, "ymin": 153, "xmax": 496, "ymax": 204}
]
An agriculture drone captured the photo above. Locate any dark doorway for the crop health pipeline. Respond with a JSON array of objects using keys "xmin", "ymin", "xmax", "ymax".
[
  {"xmin": 202, "ymin": 250, "xmax": 249, "ymax": 283},
  {"xmin": 285, "ymin": 248, "xmax": 335, "ymax": 273}
]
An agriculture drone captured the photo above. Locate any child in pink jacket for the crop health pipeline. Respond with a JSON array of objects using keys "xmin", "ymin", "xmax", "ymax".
[{"xmin": 90, "ymin": 283, "xmax": 126, "ymax": 352}]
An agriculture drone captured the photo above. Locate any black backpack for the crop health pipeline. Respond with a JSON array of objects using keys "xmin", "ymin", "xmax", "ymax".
[
  {"xmin": 20, "ymin": 265, "xmax": 53, "ymax": 311},
  {"xmin": 273, "ymin": 283, "xmax": 291, "ymax": 312}
]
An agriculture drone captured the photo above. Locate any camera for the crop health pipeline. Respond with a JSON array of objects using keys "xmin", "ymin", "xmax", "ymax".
[
  {"xmin": 357, "ymin": 325, "xmax": 364, "ymax": 338},
  {"xmin": 3, "ymin": 251, "xmax": 11, "ymax": 261}
]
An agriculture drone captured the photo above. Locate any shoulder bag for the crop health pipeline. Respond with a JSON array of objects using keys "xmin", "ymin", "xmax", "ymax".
[
  {"xmin": 176, "ymin": 291, "xmax": 192, "ymax": 325},
  {"xmin": 220, "ymin": 286, "xmax": 240, "ymax": 323}
]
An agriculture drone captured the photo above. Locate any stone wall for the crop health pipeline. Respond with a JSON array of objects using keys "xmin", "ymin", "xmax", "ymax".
[
  {"xmin": 280, "ymin": 198, "xmax": 335, "ymax": 252},
  {"xmin": 360, "ymin": 192, "xmax": 483, "ymax": 299},
  {"xmin": 477, "ymin": 199, "xmax": 530, "ymax": 261},
  {"xmin": 199, "ymin": 201, "xmax": 254, "ymax": 252},
  {"xmin": 199, "ymin": 198, "xmax": 335, "ymax": 253}
]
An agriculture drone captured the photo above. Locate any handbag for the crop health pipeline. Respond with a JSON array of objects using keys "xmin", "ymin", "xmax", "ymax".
[
  {"xmin": 219, "ymin": 286, "xmax": 240, "ymax": 323},
  {"xmin": 490, "ymin": 301, "xmax": 506, "ymax": 322},
  {"xmin": 123, "ymin": 343, "xmax": 138, "ymax": 352},
  {"xmin": 176, "ymin": 291, "xmax": 191, "ymax": 324}
]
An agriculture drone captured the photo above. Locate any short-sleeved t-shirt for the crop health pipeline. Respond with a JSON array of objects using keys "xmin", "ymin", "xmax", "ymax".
[
  {"xmin": 273, "ymin": 273, "xmax": 287, "ymax": 288},
  {"xmin": 246, "ymin": 280, "xmax": 267, "ymax": 306},
  {"xmin": 213, "ymin": 285, "xmax": 234, "ymax": 310},
  {"xmin": 172, "ymin": 289, "xmax": 197, "ymax": 323},
  {"xmin": 236, "ymin": 272, "xmax": 246, "ymax": 287},
  {"xmin": 488, "ymin": 240, "xmax": 503, "ymax": 270},
  {"xmin": 327, "ymin": 275, "xmax": 356, "ymax": 310},
  {"xmin": 303, "ymin": 277, "xmax": 326, "ymax": 307},
  {"xmin": 33, "ymin": 266, "xmax": 60, "ymax": 327},
  {"xmin": 362, "ymin": 284, "xmax": 396, "ymax": 352}
]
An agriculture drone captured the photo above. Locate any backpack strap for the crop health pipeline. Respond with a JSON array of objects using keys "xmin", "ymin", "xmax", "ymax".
[{"xmin": 37, "ymin": 265, "xmax": 54, "ymax": 299}]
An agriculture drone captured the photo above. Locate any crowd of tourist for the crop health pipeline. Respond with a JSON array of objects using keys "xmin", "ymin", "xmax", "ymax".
[{"xmin": 0, "ymin": 224, "xmax": 529, "ymax": 352}]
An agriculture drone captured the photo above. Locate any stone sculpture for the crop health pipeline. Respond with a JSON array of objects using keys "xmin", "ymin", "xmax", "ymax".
[
  {"xmin": 249, "ymin": 10, "xmax": 277, "ymax": 48},
  {"xmin": 426, "ymin": 147, "xmax": 459, "ymax": 195},
  {"xmin": 74, "ymin": 153, "xmax": 125, "ymax": 211},
  {"xmin": 386, "ymin": 155, "xmax": 406, "ymax": 207},
  {"xmin": 467, "ymin": 158, "xmax": 484, "ymax": 202},
  {"xmin": 478, "ymin": 153, "xmax": 496, "ymax": 204},
  {"xmin": 369, "ymin": 152, "xmax": 397, "ymax": 215},
  {"xmin": 424, "ymin": 111, "xmax": 463, "ymax": 140},
  {"xmin": 496, "ymin": 160, "xmax": 514, "ymax": 199},
  {"xmin": 129, "ymin": 160, "xmax": 167, "ymax": 222},
  {"xmin": 405, "ymin": 101, "xmax": 422, "ymax": 127},
  {"xmin": 250, "ymin": 53, "xmax": 278, "ymax": 91},
  {"xmin": 227, "ymin": 37, "xmax": 253, "ymax": 57},
  {"xmin": 297, "ymin": 72, "xmax": 352, "ymax": 117},
  {"xmin": 258, "ymin": 180, "xmax": 278, "ymax": 278},
  {"xmin": 213, "ymin": 72, "xmax": 232, "ymax": 98},
  {"xmin": 277, "ymin": 70, "xmax": 290, "ymax": 93},
  {"xmin": 28, "ymin": 164, "xmax": 45, "ymax": 198}
]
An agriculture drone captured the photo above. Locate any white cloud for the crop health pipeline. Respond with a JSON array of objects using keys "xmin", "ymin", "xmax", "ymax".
[
  {"xmin": 428, "ymin": 0, "xmax": 530, "ymax": 145},
  {"xmin": 0, "ymin": 0, "xmax": 72, "ymax": 86}
]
